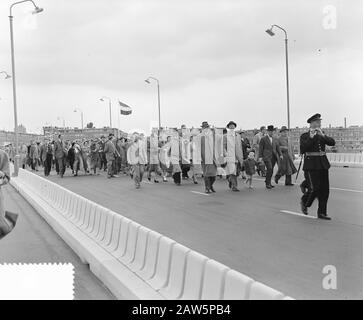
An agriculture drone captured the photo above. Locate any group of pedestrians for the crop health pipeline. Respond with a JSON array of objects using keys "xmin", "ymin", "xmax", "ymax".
[
  {"xmin": 2, "ymin": 113, "xmax": 336, "ymax": 219},
  {"xmin": 6, "ymin": 122, "xmax": 299, "ymax": 192},
  {"xmin": 16, "ymin": 134, "xmax": 129, "ymax": 179}
]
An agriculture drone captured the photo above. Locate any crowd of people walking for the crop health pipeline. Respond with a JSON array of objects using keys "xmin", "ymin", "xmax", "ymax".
[
  {"xmin": 1, "ymin": 114, "xmax": 336, "ymax": 219},
  {"xmin": 4, "ymin": 121, "xmax": 298, "ymax": 193}
]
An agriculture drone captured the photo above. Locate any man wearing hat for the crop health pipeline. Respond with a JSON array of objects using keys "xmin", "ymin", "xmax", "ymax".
[
  {"xmin": 223, "ymin": 121, "xmax": 244, "ymax": 191},
  {"xmin": 104, "ymin": 133, "xmax": 117, "ymax": 178},
  {"xmin": 127, "ymin": 132, "xmax": 148, "ymax": 189},
  {"xmin": 200, "ymin": 121, "xmax": 218, "ymax": 193},
  {"xmin": 40, "ymin": 137, "xmax": 53, "ymax": 177},
  {"xmin": 258, "ymin": 125, "xmax": 282, "ymax": 189},
  {"xmin": 54, "ymin": 134, "xmax": 66, "ymax": 178},
  {"xmin": 299, "ymin": 114, "xmax": 335, "ymax": 220},
  {"xmin": 274, "ymin": 126, "xmax": 297, "ymax": 186}
]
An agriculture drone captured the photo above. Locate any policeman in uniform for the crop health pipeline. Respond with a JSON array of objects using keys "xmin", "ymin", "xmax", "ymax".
[{"xmin": 299, "ymin": 114, "xmax": 335, "ymax": 220}]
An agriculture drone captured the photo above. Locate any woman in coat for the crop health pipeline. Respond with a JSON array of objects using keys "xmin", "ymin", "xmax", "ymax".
[{"xmin": 274, "ymin": 126, "xmax": 297, "ymax": 186}]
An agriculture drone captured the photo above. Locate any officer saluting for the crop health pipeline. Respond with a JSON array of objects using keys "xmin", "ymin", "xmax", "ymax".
[{"xmin": 299, "ymin": 114, "xmax": 335, "ymax": 220}]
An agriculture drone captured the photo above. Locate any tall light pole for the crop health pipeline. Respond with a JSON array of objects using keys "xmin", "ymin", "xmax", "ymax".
[
  {"xmin": 266, "ymin": 24, "xmax": 290, "ymax": 130},
  {"xmin": 73, "ymin": 107, "xmax": 84, "ymax": 129},
  {"xmin": 100, "ymin": 96, "xmax": 112, "ymax": 128},
  {"xmin": 145, "ymin": 76, "xmax": 161, "ymax": 131},
  {"xmin": 0, "ymin": 71, "xmax": 12, "ymax": 79},
  {"xmin": 9, "ymin": 0, "xmax": 43, "ymax": 176}
]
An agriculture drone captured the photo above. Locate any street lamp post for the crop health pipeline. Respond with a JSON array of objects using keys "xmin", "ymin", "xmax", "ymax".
[
  {"xmin": 265, "ymin": 24, "xmax": 290, "ymax": 130},
  {"xmin": 73, "ymin": 107, "xmax": 84, "ymax": 129},
  {"xmin": 9, "ymin": 0, "xmax": 43, "ymax": 176},
  {"xmin": 100, "ymin": 96, "xmax": 112, "ymax": 128},
  {"xmin": 145, "ymin": 77, "xmax": 161, "ymax": 131}
]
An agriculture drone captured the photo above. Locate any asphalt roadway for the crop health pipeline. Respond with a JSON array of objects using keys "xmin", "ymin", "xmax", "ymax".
[
  {"xmin": 0, "ymin": 185, "xmax": 114, "ymax": 300},
  {"xmin": 32, "ymin": 165, "xmax": 363, "ymax": 299}
]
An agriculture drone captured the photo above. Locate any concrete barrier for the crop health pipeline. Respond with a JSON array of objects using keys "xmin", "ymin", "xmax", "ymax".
[
  {"xmin": 95, "ymin": 208, "xmax": 109, "ymax": 242},
  {"xmin": 136, "ymin": 230, "xmax": 162, "ymax": 279},
  {"xmin": 223, "ymin": 270, "xmax": 254, "ymax": 300},
  {"xmin": 159, "ymin": 244, "xmax": 190, "ymax": 300},
  {"xmin": 9, "ymin": 166, "xmax": 294, "ymax": 300},
  {"xmin": 105, "ymin": 215, "xmax": 122, "ymax": 253},
  {"xmin": 112, "ymin": 217, "xmax": 131, "ymax": 259},
  {"xmin": 100, "ymin": 213, "xmax": 115, "ymax": 247},
  {"xmin": 326, "ymin": 153, "xmax": 363, "ymax": 168},
  {"xmin": 119, "ymin": 222, "xmax": 141, "ymax": 264},
  {"xmin": 128, "ymin": 226, "xmax": 150, "ymax": 271},
  {"xmin": 147, "ymin": 237, "xmax": 175, "ymax": 290},
  {"xmin": 179, "ymin": 251, "xmax": 208, "ymax": 300},
  {"xmin": 249, "ymin": 282, "xmax": 285, "ymax": 300},
  {"xmin": 201, "ymin": 260, "xmax": 230, "ymax": 300}
]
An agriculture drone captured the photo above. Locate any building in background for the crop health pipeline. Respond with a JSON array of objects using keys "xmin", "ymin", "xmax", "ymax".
[
  {"xmin": 42, "ymin": 126, "xmax": 128, "ymax": 142},
  {"xmin": 0, "ymin": 130, "xmax": 42, "ymax": 147},
  {"xmin": 17, "ymin": 124, "xmax": 27, "ymax": 134}
]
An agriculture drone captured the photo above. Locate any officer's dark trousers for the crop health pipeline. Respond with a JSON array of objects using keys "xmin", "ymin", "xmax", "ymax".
[
  {"xmin": 264, "ymin": 156, "xmax": 277, "ymax": 186},
  {"xmin": 301, "ymin": 169, "xmax": 330, "ymax": 215}
]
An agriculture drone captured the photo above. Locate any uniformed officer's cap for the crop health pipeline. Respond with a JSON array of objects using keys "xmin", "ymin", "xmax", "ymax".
[{"xmin": 307, "ymin": 113, "xmax": 322, "ymax": 123}]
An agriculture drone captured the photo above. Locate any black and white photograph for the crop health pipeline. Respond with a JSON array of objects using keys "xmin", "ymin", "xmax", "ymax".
[{"xmin": 0, "ymin": 0, "xmax": 362, "ymax": 306}]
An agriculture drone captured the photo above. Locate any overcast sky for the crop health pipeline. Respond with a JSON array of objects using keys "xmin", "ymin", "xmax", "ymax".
[{"xmin": 0, "ymin": 0, "xmax": 362, "ymax": 134}]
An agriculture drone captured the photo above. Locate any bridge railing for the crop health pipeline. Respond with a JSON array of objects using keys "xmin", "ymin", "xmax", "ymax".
[{"xmin": 293, "ymin": 153, "xmax": 363, "ymax": 168}]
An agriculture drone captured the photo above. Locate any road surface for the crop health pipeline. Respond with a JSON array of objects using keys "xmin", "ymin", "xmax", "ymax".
[{"xmin": 32, "ymin": 166, "xmax": 363, "ymax": 299}]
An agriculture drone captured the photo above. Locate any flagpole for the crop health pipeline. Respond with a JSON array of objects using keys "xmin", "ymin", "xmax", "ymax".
[
  {"xmin": 117, "ymin": 105, "xmax": 120, "ymax": 139},
  {"xmin": 118, "ymin": 100, "xmax": 132, "ymax": 138}
]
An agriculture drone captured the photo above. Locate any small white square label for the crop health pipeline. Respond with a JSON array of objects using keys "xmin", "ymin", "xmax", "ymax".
[{"xmin": 0, "ymin": 263, "xmax": 74, "ymax": 300}]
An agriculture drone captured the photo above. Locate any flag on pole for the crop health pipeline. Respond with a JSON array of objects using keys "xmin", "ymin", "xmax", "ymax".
[{"xmin": 119, "ymin": 100, "xmax": 132, "ymax": 115}]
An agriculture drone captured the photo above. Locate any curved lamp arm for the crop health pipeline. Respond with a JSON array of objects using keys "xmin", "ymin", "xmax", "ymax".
[{"xmin": 10, "ymin": 0, "xmax": 43, "ymax": 16}]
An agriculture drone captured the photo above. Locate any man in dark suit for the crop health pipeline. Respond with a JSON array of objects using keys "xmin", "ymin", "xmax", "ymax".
[
  {"xmin": 54, "ymin": 134, "xmax": 66, "ymax": 178},
  {"xmin": 104, "ymin": 133, "xmax": 117, "ymax": 178},
  {"xmin": 258, "ymin": 125, "xmax": 282, "ymax": 189},
  {"xmin": 300, "ymin": 114, "xmax": 335, "ymax": 220},
  {"xmin": 39, "ymin": 138, "xmax": 53, "ymax": 176}
]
